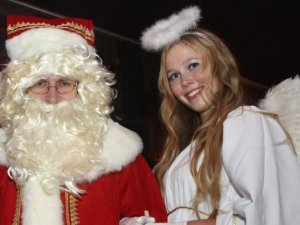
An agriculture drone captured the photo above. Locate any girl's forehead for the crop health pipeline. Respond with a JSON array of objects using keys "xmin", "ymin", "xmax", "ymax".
[
  {"xmin": 166, "ymin": 44, "xmax": 206, "ymax": 69},
  {"xmin": 167, "ymin": 44, "xmax": 199, "ymax": 61}
]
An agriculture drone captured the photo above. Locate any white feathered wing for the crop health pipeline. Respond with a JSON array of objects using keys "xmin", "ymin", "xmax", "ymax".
[{"xmin": 259, "ymin": 75, "xmax": 300, "ymax": 161}]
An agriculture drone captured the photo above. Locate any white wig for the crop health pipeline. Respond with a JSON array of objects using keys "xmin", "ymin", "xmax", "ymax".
[{"xmin": 0, "ymin": 45, "xmax": 117, "ymax": 195}]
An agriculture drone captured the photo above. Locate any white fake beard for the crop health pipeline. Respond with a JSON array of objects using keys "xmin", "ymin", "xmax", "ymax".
[{"xmin": 5, "ymin": 98, "xmax": 107, "ymax": 194}]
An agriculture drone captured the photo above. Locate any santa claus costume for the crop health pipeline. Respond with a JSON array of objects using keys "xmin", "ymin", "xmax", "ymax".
[{"xmin": 0, "ymin": 15, "xmax": 167, "ymax": 225}]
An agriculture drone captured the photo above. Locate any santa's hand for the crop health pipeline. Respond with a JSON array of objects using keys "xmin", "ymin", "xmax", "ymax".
[{"xmin": 119, "ymin": 216, "xmax": 155, "ymax": 225}]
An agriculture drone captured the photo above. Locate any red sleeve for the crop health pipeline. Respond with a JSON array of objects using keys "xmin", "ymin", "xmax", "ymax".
[
  {"xmin": 119, "ymin": 155, "xmax": 167, "ymax": 222},
  {"xmin": 0, "ymin": 166, "xmax": 18, "ymax": 225}
]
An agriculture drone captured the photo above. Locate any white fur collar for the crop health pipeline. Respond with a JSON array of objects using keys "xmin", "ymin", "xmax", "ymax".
[{"xmin": 82, "ymin": 118, "xmax": 143, "ymax": 182}]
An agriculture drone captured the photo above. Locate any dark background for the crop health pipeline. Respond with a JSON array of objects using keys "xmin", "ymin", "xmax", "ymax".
[{"xmin": 1, "ymin": 0, "xmax": 299, "ymax": 164}]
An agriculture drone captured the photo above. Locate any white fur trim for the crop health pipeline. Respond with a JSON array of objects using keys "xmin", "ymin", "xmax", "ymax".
[
  {"xmin": 140, "ymin": 6, "xmax": 201, "ymax": 51},
  {"xmin": 83, "ymin": 118, "xmax": 143, "ymax": 181},
  {"xmin": 102, "ymin": 119, "xmax": 143, "ymax": 170},
  {"xmin": 22, "ymin": 176, "xmax": 63, "ymax": 225},
  {"xmin": 259, "ymin": 75, "xmax": 300, "ymax": 160},
  {"xmin": 6, "ymin": 27, "xmax": 95, "ymax": 60}
]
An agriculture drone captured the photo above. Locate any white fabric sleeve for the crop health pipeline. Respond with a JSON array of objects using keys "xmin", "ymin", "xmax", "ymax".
[{"xmin": 219, "ymin": 107, "xmax": 300, "ymax": 225}]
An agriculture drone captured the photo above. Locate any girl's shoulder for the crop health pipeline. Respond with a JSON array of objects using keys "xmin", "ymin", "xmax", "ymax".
[
  {"xmin": 227, "ymin": 105, "xmax": 264, "ymax": 118},
  {"xmin": 226, "ymin": 105, "xmax": 268, "ymax": 125},
  {"xmin": 224, "ymin": 105, "xmax": 284, "ymax": 137}
]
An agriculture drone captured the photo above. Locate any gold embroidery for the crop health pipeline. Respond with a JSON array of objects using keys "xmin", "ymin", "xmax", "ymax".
[
  {"xmin": 65, "ymin": 192, "xmax": 80, "ymax": 225},
  {"xmin": 7, "ymin": 21, "xmax": 94, "ymax": 43},
  {"xmin": 12, "ymin": 187, "xmax": 22, "ymax": 225},
  {"xmin": 65, "ymin": 192, "xmax": 70, "ymax": 225}
]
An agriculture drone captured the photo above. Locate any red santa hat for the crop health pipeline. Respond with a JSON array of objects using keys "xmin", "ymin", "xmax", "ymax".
[{"xmin": 5, "ymin": 15, "xmax": 95, "ymax": 60}]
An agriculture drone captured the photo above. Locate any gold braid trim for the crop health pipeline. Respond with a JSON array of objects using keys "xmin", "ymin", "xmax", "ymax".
[
  {"xmin": 232, "ymin": 214, "xmax": 237, "ymax": 225},
  {"xmin": 65, "ymin": 192, "xmax": 80, "ymax": 225},
  {"xmin": 7, "ymin": 21, "xmax": 94, "ymax": 43},
  {"xmin": 169, "ymin": 206, "xmax": 237, "ymax": 224},
  {"xmin": 12, "ymin": 187, "xmax": 22, "ymax": 225},
  {"xmin": 168, "ymin": 206, "xmax": 210, "ymax": 217}
]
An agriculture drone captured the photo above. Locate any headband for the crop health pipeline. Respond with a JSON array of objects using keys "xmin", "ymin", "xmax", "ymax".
[{"xmin": 141, "ymin": 6, "xmax": 213, "ymax": 51}]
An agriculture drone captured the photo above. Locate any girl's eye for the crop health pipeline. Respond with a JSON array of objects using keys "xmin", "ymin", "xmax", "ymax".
[
  {"xmin": 188, "ymin": 62, "xmax": 199, "ymax": 71},
  {"xmin": 168, "ymin": 72, "xmax": 181, "ymax": 82}
]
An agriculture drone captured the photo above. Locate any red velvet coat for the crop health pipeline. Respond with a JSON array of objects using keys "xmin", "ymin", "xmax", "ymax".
[{"xmin": 0, "ymin": 155, "xmax": 167, "ymax": 225}]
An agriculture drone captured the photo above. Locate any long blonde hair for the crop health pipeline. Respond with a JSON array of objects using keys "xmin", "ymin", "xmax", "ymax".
[{"xmin": 154, "ymin": 28, "xmax": 245, "ymax": 218}]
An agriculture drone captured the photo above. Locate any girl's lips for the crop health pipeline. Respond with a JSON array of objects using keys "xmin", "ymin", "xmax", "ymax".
[
  {"xmin": 187, "ymin": 89, "xmax": 199, "ymax": 97},
  {"xmin": 185, "ymin": 87, "xmax": 202, "ymax": 101}
]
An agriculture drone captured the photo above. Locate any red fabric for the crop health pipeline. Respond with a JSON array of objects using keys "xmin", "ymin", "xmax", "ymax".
[
  {"xmin": 0, "ymin": 166, "xmax": 17, "ymax": 225},
  {"xmin": 0, "ymin": 155, "xmax": 167, "ymax": 224},
  {"xmin": 6, "ymin": 15, "xmax": 95, "ymax": 45}
]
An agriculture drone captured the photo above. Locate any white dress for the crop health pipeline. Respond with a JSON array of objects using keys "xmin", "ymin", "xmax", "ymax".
[{"xmin": 164, "ymin": 106, "xmax": 300, "ymax": 225}]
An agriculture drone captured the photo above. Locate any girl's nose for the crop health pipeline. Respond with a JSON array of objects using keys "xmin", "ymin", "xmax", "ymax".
[{"xmin": 180, "ymin": 74, "xmax": 193, "ymax": 89}]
